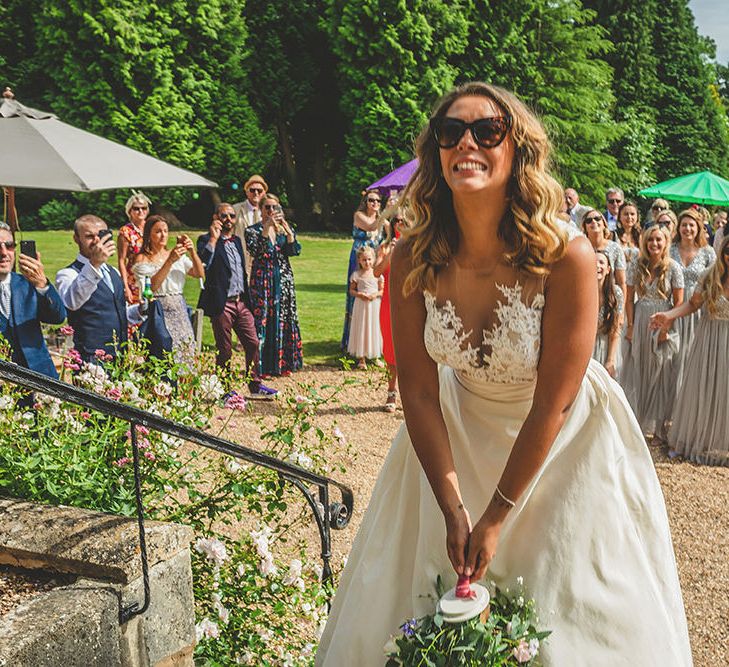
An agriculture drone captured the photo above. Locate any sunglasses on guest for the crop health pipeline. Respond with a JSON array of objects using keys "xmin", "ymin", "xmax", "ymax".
[
  {"xmin": 584, "ymin": 215, "xmax": 603, "ymax": 224},
  {"xmin": 218, "ymin": 212, "xmax": 235, "ymax": 220},
  {"xmin": 0, "ymin": 240, "xmax": 16, "ymax": 250},
  {"xmin": 430, "ymin": 115, "xmax": 511, "ymax": 149},
  {"xmin": 607, "ymin": 198, "xmax": 622, "ymax": 205},
  {"xmin": 367, "ymin": 198, "xmax": 381, "ymax": 204},
  {"xmin": 392, "ymin": 217, "xmax": 405, "ymax": 224},
  {"xmin": 652, "ymin": 205, "xmax": 666, "ymax": 211},
  {"xmin": 131, "ymin": 206, "xmax": 148, "ymax": 212},
  {"xmin": 248, "ymin": 187, "xmax": 264, "ymax": 194}
]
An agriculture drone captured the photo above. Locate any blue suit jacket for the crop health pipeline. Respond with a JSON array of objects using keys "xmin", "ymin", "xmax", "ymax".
[
  {"xmin": 197, "ymin": 233, "xmax": 251, "ymax": 317},
  {"xmin": 4, "ymin": 273, "xmax": 66, "ymax": 378}
]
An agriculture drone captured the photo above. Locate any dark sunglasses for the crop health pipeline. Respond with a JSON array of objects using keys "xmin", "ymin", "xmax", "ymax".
[
  {"xmin": 656, "ymin": 220, "xmax": 671, "ymax": 229},
  {"xmin": 0, "ymin": 240, "xmax": 16, "ymax": 250},
  {"xmin": 367, "ymin": 198, "xmax": 381, "ymax": 204},
  {"xmin": 430, "ymin": 115, "xmax": 511, "ymax": 149},
  {"xmin": 651, "ymin": 205, "xmax": 666, "ymax": 211},
  {"xmin": 607, "ymin": 198, "xmax": 622, "ymax": 204},
  {"xmin": 218, "ymin": 212, "xmax": 235, "ymax": 220},
  {"xmin": 131, "ymin": 206, "xmax": 148, "ymax": 212},
  {"xmin": 248, "ymin": 187, "xmax": 264, "ymax": 194},
  {"xmin": 392, "ymin": 217, "xmax": 405, "ymax": 223},
  {"xmin": 584, "ymin": 215, "xmax": 603, "ymax": 224}
]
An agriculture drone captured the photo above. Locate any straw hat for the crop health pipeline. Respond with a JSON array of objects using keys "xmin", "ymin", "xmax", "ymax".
[{"xmin": 244, "ymin": 175, "xmax": 268, "ymax": 192}]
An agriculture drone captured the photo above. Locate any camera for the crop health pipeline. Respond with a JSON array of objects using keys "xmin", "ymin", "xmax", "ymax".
[
  {"xmin": 20, "ymin": 240, "xmax": 37, "ymax": 259},
  {"xmin": 98, "ymin": 229, "xmax": 113, "ymax": 242}
]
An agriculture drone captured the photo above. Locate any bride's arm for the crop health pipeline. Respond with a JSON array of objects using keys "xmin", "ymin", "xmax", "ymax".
[
  {"xmin": 390, "ymin": 242, "xmax": 472, "ymax": 576},
  {"xmin": 465, "ymin": 236, "xmax": 598, "ymax": 581}
]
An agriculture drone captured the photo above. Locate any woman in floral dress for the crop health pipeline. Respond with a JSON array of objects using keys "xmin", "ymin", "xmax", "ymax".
[
  {"xmin": 118, "ymin": 191, "xmax": 151, "ymax": 304},
  {"xmin": 245, "ymin": 194, "xmax": 303, "ymax": 377}
]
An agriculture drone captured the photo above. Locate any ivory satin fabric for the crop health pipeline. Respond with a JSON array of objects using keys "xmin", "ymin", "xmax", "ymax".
[{"xmin": 316, "ymin": 362, "xmax": 692, "ymax": 666}]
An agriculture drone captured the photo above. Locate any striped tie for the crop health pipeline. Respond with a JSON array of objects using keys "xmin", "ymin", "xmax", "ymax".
[{"xmin": 0, "ymin": 282, "xmax": 10, "ymax": 320}]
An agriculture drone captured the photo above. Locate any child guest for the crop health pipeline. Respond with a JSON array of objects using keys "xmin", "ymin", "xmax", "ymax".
[{"xmin": 347, "ymin": 246, "xmax": 384, "ymax": 369}]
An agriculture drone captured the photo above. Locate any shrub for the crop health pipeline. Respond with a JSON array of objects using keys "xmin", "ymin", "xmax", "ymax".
[{"xmin": 37, "ymin": 198, "xmax": 80, "ymax": 230}]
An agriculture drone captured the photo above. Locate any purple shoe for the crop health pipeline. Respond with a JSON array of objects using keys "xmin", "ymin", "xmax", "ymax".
[{"xmin": 248, "ymin": 382, "xmax": 278, "ymax": 397}]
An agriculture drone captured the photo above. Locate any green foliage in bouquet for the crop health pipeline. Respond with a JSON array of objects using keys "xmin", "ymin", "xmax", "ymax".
[{"xmin": 385, "ymin": 577, "xmax": 550, "ymax": 666}]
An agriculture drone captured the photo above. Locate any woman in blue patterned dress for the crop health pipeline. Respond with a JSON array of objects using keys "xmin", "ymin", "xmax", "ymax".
[
  {"xmin": 341, "ymin": 189, "xmax": 382, "ymax": 349},
  {"xmin": 245, "ymin": 194, "xmax": 303, "ymax": 377}
]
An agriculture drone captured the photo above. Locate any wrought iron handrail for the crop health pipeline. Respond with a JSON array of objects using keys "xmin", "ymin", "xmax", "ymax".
[{"xmin": 0, "ymin": 360, "xmax": 354, "ymax": 621}]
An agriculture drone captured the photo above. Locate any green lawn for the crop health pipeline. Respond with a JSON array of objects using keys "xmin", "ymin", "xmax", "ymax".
[{"xmin": 25, "ymin": 230, "xmax": 351, "ymax": 365}]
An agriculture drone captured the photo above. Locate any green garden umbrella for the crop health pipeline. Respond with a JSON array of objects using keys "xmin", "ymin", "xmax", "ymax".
[{"xmin": 639, "ymin": 170, "xmax": 729, "ymax": 206}]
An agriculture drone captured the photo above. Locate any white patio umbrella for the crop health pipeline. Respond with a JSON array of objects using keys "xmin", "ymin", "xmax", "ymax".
[{"xmin": 0, "ymin": 89, "xmax": 217, "ymax": 192}]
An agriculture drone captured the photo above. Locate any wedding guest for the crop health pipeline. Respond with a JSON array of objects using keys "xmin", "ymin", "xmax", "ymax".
[
  {"xmin": 117, "ymin": 191, "xmax": 151, "ymax": 304},
  {"xmin": 653, "ymin": 208, "xmax": 678, "ymax": 237},
  {"xmin": 197, "ymin": 203, "xmax": 276, "ymax": 396},
  {"xmin": 374, "ymin": 208, "xmax": 411, "ymax": 412},
  {"xmin": 341, "ymin": 189, "xmax": 381, "ymax": 349},
  {"xmin": 712, "ymin": 210, "xmax": 727, "ymax": 254},
  {"xmin": 622, "ymin": 225, "xmax": 684, "ymax": 440},
  {"xmin": 644, "ymin": 198, "xmax": 670, "ymax": 227},
  {"xmin": 616, "ymin": 200, "xmax": 641, "ymax": 265},
  {"xmin": 233, "ymin": 174, "xmax": 267, "ymax": 277},
  {"xmin": 669, "ymin": 209, "xmax": 716, "ymax": 390},
  {"xmin": 347, "ymin": 246, "xmax": 384, "ymax": 369},
  {"xmin": 564, "ymin": 188, "xmax": 590, "ymax": 228},
  {"xmin": 56, "ymin": 215, "xmax": 137, "ymax": 362},
  {"xmin": 318, "ymin": 81, "xmax": 690, "ymax": 666},
  {"xmin": 603, "ymin": 187, "xmax": 623, "ymax": 232},
  {"xmin": 245, "ymin": 194, "xmax": 303, "ymax": 377},
  {"xmin": 651, "ymin": 235, "xmax": 729, "ymax": 466},
  {"xmin": 132, "ymin": 215, "xmax": 205, "ymax": 363},
  {"xmin": 592, "ymin": 250, "xmax": 623, "ymax": 379},
  {"xmin": 0, "ymin": 223, "xmax": 66, "ymax": 378},
  {"xmin": 581, "ymin": 209, "xmax": 626, "ymax": 297}
]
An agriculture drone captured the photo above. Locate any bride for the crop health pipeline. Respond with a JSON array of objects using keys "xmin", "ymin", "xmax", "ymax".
[{"xmin": 316, "ymin": 82, "xmax": 691, "ymax": 665}]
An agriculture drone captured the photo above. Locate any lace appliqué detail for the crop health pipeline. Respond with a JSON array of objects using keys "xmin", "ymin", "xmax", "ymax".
[{"xmin": 424, "ymin": 283, "xmax": 544, "ymax": 384}]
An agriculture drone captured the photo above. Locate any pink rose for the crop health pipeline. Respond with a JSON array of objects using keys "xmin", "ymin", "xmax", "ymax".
[{"xmin": 513, "ymin": 640, "xmax": 531, "ymax": 663}]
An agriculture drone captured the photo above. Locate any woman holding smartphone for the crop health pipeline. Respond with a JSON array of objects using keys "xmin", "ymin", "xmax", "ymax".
[{"xmin": 245, "ymin": 194, "xmax": 303, "ymax": 377}]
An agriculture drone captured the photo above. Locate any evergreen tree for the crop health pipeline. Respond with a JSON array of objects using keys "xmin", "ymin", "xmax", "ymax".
[
  {"xmin": 650, "ymin": 0, "xmax": 729, "ymax": 178},
  {"xmin": 323, "ymin": 0, "xmax": 470, "ymax": 203},
  {"xmin": 453, "ymin": 0, "xmax": 620, "ymax": 205}
]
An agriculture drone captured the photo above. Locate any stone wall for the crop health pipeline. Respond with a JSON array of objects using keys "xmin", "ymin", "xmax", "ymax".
[{"xmin": 0, "ymin": 498, "xmax": 195, "ymax": 667}]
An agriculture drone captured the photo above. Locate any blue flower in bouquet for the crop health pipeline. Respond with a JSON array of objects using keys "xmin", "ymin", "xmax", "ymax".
[{"xmin": 399, "ymin": 618, "xmax": 418, "ymax": 638}]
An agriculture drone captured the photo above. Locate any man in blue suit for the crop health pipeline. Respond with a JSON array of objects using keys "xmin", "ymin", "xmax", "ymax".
[
  {"xmin": 197, "ymin": 203, "xmax": 276, "ymax": 397},
  {"xmin": 0, "ymin": 223, "xmax": 66, "ymax": 378}
]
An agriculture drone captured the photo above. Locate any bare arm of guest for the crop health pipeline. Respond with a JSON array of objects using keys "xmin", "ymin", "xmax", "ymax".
[
  {"xmin": 651, "ymin": 289, "xmax": 700, "ymax": 330},
  {"xmin": 149, "ymin": 244, "xmax": 187, "ymax": 293},
  {"xmin": 117, "ymin": 233, "xmax": 134, "ymax": 303},
  {"xmin": 180, "ymin": 234, "xmax": 205, "ymax": 278},
  {"xmin": 354, "ymin": 211, "xmax": 378, "ymax": 232}
]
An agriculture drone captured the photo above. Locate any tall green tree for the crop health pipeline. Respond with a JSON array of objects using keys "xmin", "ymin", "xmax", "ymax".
[
  {"xmin": 324, "ymin": 0, "xmax": 470, "ymax": 203},
  {"xmin": 453, "ymin": 0, "xmax": 621, "ymax": 206}
]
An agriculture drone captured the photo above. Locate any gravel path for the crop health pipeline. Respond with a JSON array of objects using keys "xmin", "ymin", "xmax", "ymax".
[{"xmin": 224, "ymin": 364, "xmax": 727, "ymax": 665}]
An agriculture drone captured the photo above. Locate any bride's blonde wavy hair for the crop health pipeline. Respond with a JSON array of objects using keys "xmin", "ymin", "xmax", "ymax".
[
  {"xmin": 701, "ymin": 234, "xmax": 729, "ymax": 317},
  {"xmin": 400, "ymin": 82, "xmax": 567, "ymax": 296}
]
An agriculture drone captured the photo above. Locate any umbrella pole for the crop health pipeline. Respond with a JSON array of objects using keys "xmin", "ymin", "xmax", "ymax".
[{"xmin": 2, "ymin": 186, "xmax": 18, "ymax": 233}]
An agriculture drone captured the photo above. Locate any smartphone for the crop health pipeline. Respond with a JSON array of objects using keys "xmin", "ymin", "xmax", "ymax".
[
  {"xmin": 20, "ymin": 240, "xmax": 37, "ymax": 259},
  {"xmin": 98, "ymin": 229, "xmax": 113, "ymax": 242}
]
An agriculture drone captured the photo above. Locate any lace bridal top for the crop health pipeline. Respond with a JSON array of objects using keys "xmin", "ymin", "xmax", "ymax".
[{"xmin": 424, "ymin": 222, "xmax": 581, "ymax": 385}]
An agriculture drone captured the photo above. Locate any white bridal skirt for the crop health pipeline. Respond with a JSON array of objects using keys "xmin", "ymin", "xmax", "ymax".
[{"xmin": 316, "ymin": 361, "xmax": 692, "ymax": 666}]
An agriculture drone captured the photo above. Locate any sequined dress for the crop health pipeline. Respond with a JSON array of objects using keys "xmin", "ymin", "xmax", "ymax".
[
  {"xmin": 669, "ymin": 245, "xmax": 716, "ymax": 391},
  {"xmin": 317, "ymin": 225, "xmax": 691, "ymax": 666}
]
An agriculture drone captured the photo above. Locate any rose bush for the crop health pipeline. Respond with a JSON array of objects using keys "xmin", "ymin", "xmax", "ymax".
[{"xmin": 0, "ymin": 332, "xmax": 354, "ymax": 665}]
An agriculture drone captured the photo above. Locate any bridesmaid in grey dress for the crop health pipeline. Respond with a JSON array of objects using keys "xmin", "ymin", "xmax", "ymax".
[
  {"xmin": 669, "ymin": 209, "xmax": 716, "ymax": 391},
  {"xmin": 581, "ymin": 209, "xmax": 626, "ymax": 299},
  {"xmin": 592, "ymin": 250, "xmax": 624, "ymax": 379},
  {"xmin": 616, "ymin": 201, "xmax": 641, "ymax": 266},
  {"xmin": 622, "ymin": 225, "xmax": 684, "ymax": 439},
  {"xmin": 651, "ymin": 235, "xmax": 729, "ymax": 466}
]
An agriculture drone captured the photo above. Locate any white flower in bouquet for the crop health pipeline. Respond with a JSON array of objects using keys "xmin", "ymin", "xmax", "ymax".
[
  {"xmin": 153, "ymin": 381, "xmax": 173, "ymax": 399},
  {"xmin": 212, "ymin": 592, "xmax": 230, "ymax": 624},
  {"xmin": 225, "ymin": 458, "xmax": 243, "ymax": 474},
  {"xmin": 195, "ymin": 537, "xmax": 228, "ymax": 567},
  {"xmin": 259, "ymin": 553, "xmax": 278, "ymax": 577},
  {"xmin": 0, "ymin": 395, "xmax": 13, "ymax": 410},
  {"xmin": 250, "ymin": 524, "xmax": 274, "ymax": 559},
  {"xmin": 195, "ymin": 617, "xmax": 220, "ymax": 641}
]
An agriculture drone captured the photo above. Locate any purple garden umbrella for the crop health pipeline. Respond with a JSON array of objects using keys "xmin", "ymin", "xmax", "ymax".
[{"xmin": 367, "ymin": 158, "xmax": 419, "ymax": 192}]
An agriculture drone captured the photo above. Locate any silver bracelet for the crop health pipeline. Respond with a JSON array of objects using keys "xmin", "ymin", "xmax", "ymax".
[{"xmin": 495, "ymin": 485, "xmax": 516, "ymax": 508}]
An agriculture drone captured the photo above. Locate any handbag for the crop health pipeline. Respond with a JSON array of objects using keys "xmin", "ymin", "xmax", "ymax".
[{"xmin": 138, "ymin": 300, "xmax": 173, "ymax": 359}]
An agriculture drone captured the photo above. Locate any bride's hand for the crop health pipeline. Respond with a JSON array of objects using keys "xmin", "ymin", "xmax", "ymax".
[
  {"xmin": 465, "ymin": 513, "xmax": 503, "ymax": 582},
  {"xmin": 444, "ymin": 506, "xmax": 472, "ymax": 576}
]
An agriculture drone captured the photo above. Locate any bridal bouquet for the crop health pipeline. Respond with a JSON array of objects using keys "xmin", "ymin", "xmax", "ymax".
[{"xmin": 385, "ymin": 576, "xmax": 550, "ymax": 666}]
